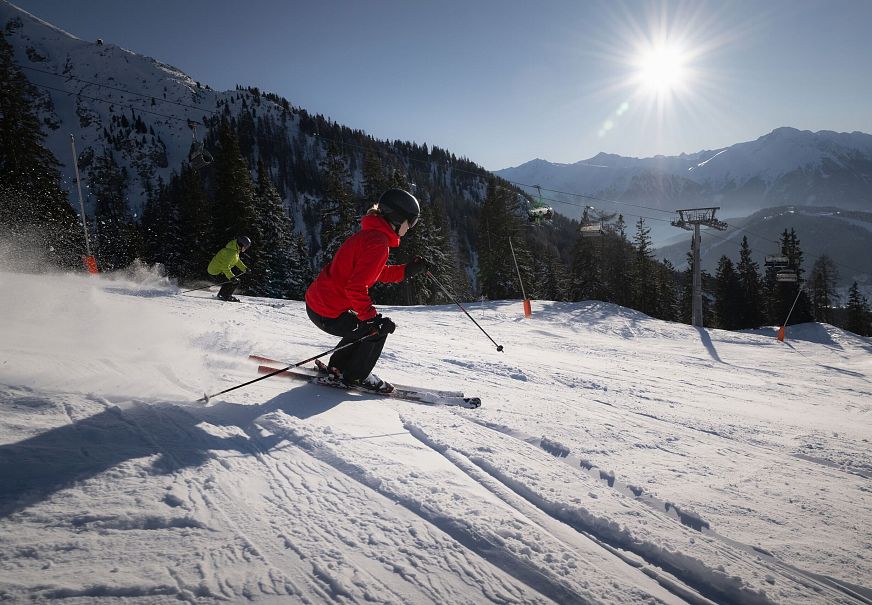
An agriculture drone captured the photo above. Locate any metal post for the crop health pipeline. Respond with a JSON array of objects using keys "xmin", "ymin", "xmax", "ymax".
[
  {"xmin": 671, "ymin": 208, "xmax": 728, "ymax": 329},
  {"xmin": 692, "ymin": 223, "xmax": 702, "ymax": 327},
  {"xmin": 69, "ymin": 134, "xmax": 92, "ymax": 256},
  {"xmin": 508, "ymin": 236, "xmax": 528, "ymax": 301}
]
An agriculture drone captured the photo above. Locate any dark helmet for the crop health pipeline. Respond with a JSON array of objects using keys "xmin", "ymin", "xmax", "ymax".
[
  {"xmin": 377, "ymin": 189, "xmax": 420, "ymax": 228},
  {"xmin": 236, "ymin": 235, "xmax": 251, "ymax": 250}
]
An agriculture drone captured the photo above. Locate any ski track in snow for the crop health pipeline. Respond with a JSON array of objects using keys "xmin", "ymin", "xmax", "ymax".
[{"xmin": 1, "ymin": 271, "xmax": 871, "ymax": 604}]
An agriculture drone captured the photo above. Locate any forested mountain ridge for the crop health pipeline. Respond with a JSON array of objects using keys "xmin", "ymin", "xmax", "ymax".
[{"xmin": 0, "ymin": 1, "xmax": 572, "ymax": 299}]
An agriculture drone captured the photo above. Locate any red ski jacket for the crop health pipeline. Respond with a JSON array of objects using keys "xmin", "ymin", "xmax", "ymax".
[{"xmin": 305, "ymin": 214, "xmax": 407, "ymax": 321}]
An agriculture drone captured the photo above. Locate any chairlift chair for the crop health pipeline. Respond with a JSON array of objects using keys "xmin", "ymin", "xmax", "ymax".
[
  {"xmin": 776, "ymin": 270, "xmax": 798, "ymax": 283},
  {"xmin": 579, "ymin": 206, "xmax": 604, "ymax": 237},
  {"xmin": 528, "ymin": 206, "xmax": 554, "ymax": 224},
  {"xmin": 765, "ymin": 255, "xmax": 789, "ymax": 267},
  {"xmin": 187, "ymin": 120, "xmax": 213, "ymax": 170},
  {"xmin": 525, "ymin": 185, "xmax": 554, "ymax": 225}
]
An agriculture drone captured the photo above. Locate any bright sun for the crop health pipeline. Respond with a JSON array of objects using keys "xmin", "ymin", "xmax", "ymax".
[{"xmin": 635, "ymin": 45, "xmax": 687, "ymax": 96}]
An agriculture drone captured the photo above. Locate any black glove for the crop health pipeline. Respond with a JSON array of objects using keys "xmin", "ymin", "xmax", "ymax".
[
  {"xmin": 377, "ymin": 315, "xmax": 396, "ymax": 335},
  {"xmin": 405, "ymin": 256, "xmax": 429, "ymax": 279},
  {"xmin": 360, "ymin": 314, "xmax": 396, "ymax": 336}
]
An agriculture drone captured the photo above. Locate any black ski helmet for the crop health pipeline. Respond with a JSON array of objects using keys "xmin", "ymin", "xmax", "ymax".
[
  {"xmin": 236, "ymin": 235, "xmax": 251, "ymax": 250},
  {"xmin": 377, "ymin": 189, "xmax": 420, "ymax": 229}
]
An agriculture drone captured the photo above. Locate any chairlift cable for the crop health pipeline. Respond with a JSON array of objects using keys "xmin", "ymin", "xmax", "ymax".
[
  {"xmin": 21, "ymin": 64, "xmax": 218, "ymax": 116},
  {"xmin": 30, "ymin": 81, "xmax": 206, "ymax": 126}
]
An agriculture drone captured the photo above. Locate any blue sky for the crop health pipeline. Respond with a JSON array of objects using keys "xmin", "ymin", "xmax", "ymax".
[{"xmin": 11, "ymin": 0, "xmax": 872, "ymax": 170}]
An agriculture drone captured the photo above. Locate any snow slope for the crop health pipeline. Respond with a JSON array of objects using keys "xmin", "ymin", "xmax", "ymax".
[{"xmin": 1, "ymin": 269, "xmax": 871, "ymax": 604}]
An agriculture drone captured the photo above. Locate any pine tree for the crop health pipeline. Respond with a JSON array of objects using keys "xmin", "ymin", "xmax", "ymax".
[
  {"xmin": 210, "ymin": 124, "xmax": 258, "ymax": 250},
  {"xmin": 808, "ymin": 255, "xmax": 839, "ymax": 324},
  {"xmin": 0, "ymin": 30, "xmax": 81, "ymax": 269},
  {"xmin": 568, "ymin": 234, "xmax": 602, "ymax": 301},
  {"xmin": 141, "ymin": 175, "xmax": 183, "ymax": 275},
  {"xmin": 174, "ymin": 165, "xmax": 211, "ymax": 280},
  {"xmin": 89, "ymin": 150, "xmax": 135, "ymax": 271},
  {"xmin": 531, "ymin": 248, "xmax": 567, "ymax": 302},
  {"xmin": 714, "ymin": 255, "xmax": 742, "ymax": 329},
  {"xmin": 318, "ymin": 143, "xmax": 356, "ymax": 266},
  {"xmin": 362, "ymin": 149, "xmax": 387, "ymax": 202},
  {"xmin": 845, "ymin": 282, "xmax": 871, "ymax": 337},
  {"xmin": 764, "ymin": 228, "xmax": 813, "ymax": 325},
  {"xmin": 656, "ymin": 259, "xmax": 679, "ymax": 321},
  {"xmin": 632, "ymin": 218, "xmax": 658, "ymax": 316},
  {"xmin": 601, "ymin": 215, "xmax": 632, "ymax": 307},
  {"xmin": 248, "ymin": 159, "xmax": 308, "ymax": 298},
  {"xmin": 736, "ymin": 236, "xmax": 764, "ymax": 328},
  {"xmin": 477, "ymin": 179, "xmax": 532, "ymax": 300}
]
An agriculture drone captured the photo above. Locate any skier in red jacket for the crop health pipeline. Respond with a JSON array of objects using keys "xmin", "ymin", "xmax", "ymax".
[{"xmin": 305, "ymin": 189, "xmax": 428, "ymax": 393}]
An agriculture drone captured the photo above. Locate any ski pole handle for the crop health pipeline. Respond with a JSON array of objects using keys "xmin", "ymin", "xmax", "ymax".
[{"xmin": 426, "ymin": 271, "xmax": 504, "ymax": 352}]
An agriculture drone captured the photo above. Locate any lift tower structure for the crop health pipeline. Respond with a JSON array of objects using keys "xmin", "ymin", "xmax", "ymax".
[{"xmin": 671, "ymin": 207, "xmax": 728, "ymax": 327}]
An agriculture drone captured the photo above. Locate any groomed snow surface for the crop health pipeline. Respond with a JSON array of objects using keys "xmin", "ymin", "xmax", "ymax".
[{"xmin": 1, "ymin": 268, "xmax": 871, "ymax": 605}]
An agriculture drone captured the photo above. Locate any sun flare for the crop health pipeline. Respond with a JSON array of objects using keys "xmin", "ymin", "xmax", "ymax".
[{"xmin": 635, "ymin": 45, "xmax": 687, "ymax": 95}]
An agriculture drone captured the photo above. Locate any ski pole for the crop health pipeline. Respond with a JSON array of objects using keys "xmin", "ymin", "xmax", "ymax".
[
  {"xmin": 198, "ymin": 329, "xmax": 378, "ymax": 403},
  {"xmin": 426, "ymin": 271, "xmax": 504, "ymax": 352}
]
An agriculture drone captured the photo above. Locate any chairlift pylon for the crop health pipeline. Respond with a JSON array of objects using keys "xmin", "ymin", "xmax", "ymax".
[{"xmin": 187, "ymin": 119, "xmax": 213, "ymax": 170}]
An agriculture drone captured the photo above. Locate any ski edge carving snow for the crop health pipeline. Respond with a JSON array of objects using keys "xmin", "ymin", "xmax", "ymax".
[
  {"xmin": 257, "ymin": 365, "xmax": 481, "ymax": 409},
  {"xmin": 248, "ymin": 354, "xmax": 465, "ymax": 398}
]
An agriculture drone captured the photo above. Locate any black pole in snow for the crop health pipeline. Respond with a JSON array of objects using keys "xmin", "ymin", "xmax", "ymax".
[{"xmin": 426, "ymin": 271, "xmax": 504, "ymax": 352}]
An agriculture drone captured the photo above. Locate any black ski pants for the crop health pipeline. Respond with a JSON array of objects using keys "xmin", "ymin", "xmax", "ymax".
[
  {"xmin": 306, "ymin": 305, "xmax": 388, "ymax": 382},
  {"xmin": 210, "ymin": 274, "xmax": 238, "ymax": 300}
]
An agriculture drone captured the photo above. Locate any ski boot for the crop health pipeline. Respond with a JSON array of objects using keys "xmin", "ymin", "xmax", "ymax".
[{"xmin": 344, "ymin": 373, "xmax": 394, "ymax": 394}]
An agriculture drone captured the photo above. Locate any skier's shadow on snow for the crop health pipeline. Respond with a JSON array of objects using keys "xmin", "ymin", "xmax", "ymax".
[{"xmin": 0, "ymin": 384, "xmax": 350, "ymax": 518}]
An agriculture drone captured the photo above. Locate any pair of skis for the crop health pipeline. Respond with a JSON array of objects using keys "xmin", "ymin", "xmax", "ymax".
[{"xmin": 249, "ymin": 355, "xmax": 481, "ymax": 409}]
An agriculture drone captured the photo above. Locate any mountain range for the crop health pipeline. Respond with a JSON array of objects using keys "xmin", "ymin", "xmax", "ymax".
[{"xmin": 494, "ymin": 127, "xmax": 872, "ymax": 220}]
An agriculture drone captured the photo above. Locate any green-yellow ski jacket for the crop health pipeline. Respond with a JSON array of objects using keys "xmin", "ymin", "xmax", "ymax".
[{"xmin": 207, "ymin": 240, "xmax": 248, "ymax": 280}]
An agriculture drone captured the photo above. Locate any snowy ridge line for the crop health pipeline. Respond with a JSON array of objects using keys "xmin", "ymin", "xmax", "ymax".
[
  {"xmin": 460, "ymin": 416, "xmax": 872, "ymax": 603},
  {"xmin": 252, "ymin": 415, "xmax": 588, "ymax": 604},
  {"xmin": 398, "ymin": 414, "xmax": 862, "ymax": 605}
]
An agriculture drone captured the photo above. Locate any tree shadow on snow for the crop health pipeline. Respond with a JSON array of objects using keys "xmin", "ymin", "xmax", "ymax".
[{"xmin": 0, "ymin": 384, "xmax": 349, "ymax": 519}]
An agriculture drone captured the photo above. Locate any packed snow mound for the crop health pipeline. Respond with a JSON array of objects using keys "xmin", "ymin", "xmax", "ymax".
[{"xmin": 1, "ymin": 270, "xmax": 870, "ymax": 604}]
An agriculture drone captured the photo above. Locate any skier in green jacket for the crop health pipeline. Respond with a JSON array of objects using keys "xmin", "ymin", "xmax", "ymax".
[{"xmin": 207, "ymin": 236, "xmax": 251, "ymax": 302}]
